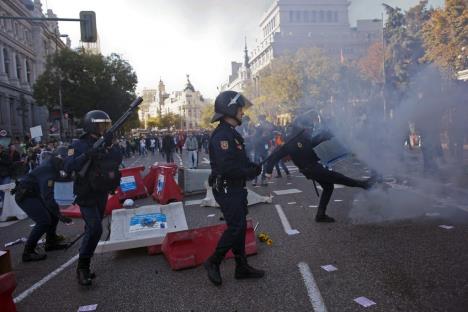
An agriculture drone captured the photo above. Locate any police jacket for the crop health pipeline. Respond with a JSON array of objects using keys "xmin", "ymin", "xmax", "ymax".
[
  {"xmin": 209, "ymin": 120, "xmax": 258, "ymax": 181},
  {"xmin": 19, "ymin": 158, "xmax": 61, "ymax": 213},
  {"xmin": 64, "ymin": 134, "xmax": 122, "ymax": 196},
  {"xmin": 265, "ymin": 130, "xmax": 332, "ymax": 175}
]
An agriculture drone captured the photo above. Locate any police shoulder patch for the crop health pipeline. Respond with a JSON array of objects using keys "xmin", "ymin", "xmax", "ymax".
[
  {"xmin": 297, "ymin": 142, "xmax": 303, "ymax": 148},
  {"xmin": 220, "ymin": 140, "xmax": 229, "ymax": 150},
  {"xmin": 67, "ymin": 148, "xmax": 74, "ymax": 156}
]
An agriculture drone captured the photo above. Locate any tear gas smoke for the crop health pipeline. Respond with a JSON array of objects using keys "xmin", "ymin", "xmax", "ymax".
[{"xmin": 319, "ymin": 65, "xmax": 468, "ymax": 223}]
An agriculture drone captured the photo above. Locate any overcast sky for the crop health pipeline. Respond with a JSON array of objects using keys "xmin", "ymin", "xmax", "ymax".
[{"xmin": 43, "ymin": 0, "xmax": 444, "ymax": 98}]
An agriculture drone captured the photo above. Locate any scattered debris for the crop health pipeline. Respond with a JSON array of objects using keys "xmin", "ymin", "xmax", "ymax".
[
  {"xmin": 77, "ymin": 304, "xmax": 98, "ymax": 312},
  {"xmin": 320, "ymin": 265, "xmax": 338, "ymax": 272},
  {"xmin": 354, "ymin": 297, "xmax": 376, "ymax": 308},
  {"xmin": 4, "ymin": 237, "xmax": 27, "ymax": 248},
  {"xmin": 257, "ymin": 232, "xmax": 273, "ymax": 246}
]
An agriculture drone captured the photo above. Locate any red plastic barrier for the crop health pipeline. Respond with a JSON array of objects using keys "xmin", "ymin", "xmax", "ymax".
[
  {"xmin": 0, "ymin": 272, "xmax": 17, "ymax": 312},
  {"xmin": 60, "ymin": 194, "xmax": 122, "ymax": 218},
  {"xmin": 152, "ymin": 165, "xmax": 183, "ymax": 204},
  {"xmin": 143, "ymin": 163, "xmax": 178, "ymax": 193},
  {"xmin": 160, "ymin": 220, "xmax": 257, "ymax": 270},
  {"xmin": 116, "ymin": 166, "xmax": 148, "ymax": 200}
]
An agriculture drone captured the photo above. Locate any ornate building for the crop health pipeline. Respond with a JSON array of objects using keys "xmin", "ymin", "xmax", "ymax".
[
  {"xmin": 0, "ymin": 0, "xmax": 68, "ymax": 139},
  {"xmin": 221, "ymin": 0, "xmax": 382, "ymax": 92},
  {"xmin": 162, "ymin": 75, "xmax": 207, "ymax": 130}
]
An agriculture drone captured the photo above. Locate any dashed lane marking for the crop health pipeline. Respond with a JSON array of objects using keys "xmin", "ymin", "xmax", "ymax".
[
  {"xmin": 273, "ymin": 189, "xmax": 302, "ymax": 195},
  {"xmin": 275, "ymin": 204, "xmax": 300, "ymax": 235},
  {"xmin": 298, "ymin": 262, "xmax": 328, "ymax": 312}
]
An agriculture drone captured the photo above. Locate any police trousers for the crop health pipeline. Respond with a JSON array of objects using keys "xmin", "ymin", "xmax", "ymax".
[
  {"xmin": 78, "ymin": 193, "xmax": 108, "ymax": 258},
  {"xmin": 303, "ymin": 162, "xmax": 363, "ymax": 216},
  {"xmin": 213, "ymin": 187, "xmax": 248, "ymax": 256},
  {"xmin": 18, "ymin": 197, "xmax": 58, "ymax": 249}
]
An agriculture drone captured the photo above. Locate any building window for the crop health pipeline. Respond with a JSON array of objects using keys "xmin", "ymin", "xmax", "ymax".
[
  {"xmin": 334, "ymin": 11, "xmax": 339, "ymax": 22},
  {"xmin": 9, "ymin": 98, "xmax": 15, "ymax": 125},
  {"xmin": 26, "ymin": 60, "xmax": 31, "ymax": 83},
  {"xmin": 319, "ymin": 11, "xmax": 324, "ymax": 22},
  {"xmin": 3, "ymin": 48, "xmax": 9, "ymax": 77},
  {"xmin": 289, "ymin": 11, "xmax": 294, "ymax": 22},
  {"xmin": 304, "ymin": 11, "xmax": 310, "ymax": 22},
  {"xmin": 326, "ymin": 11, "xmax": 332, "ymax": 22},
  {"xmin": 311, "ymin": 11, "xmax": 317, "ymax": 23},
  {"xmin": 295, "ymin": 11, "xmax": 301, "ymax": 22},
  {"xmin": 16, "ymin": 55, "xmax": 21, "ymax": 80}
]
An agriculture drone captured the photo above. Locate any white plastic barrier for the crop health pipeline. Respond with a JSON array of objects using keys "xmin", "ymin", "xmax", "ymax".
[
  {"xmin": 178, "ymin": 168, "xmax": 211, "ymax": 194},
  {"xmin": 0, "ymin": 183, "xmax": 27, "ymax": 221},
  {"xmin": 95, "ymin": 202, "xmax": 188, "ymax": 253},
  {"xmin": 54, "ymin": 181, "xmax": 75, "ymax": 206},
  {"xmin": 201, "ymin": 185, "xmax": 272, "ymax": 207}
]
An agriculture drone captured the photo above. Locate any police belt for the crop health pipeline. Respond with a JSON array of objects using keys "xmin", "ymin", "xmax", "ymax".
[{"xmin": 209, "ymin": 174, "xmax": 246, "ymax": 189}]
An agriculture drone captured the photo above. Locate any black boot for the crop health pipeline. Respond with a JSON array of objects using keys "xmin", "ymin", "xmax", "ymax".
[
  {"xmin": 45, "ymin": 234, "xmax": 68, "ymax": 251},
  {"xmin": 76, "ymin": 257, "xmax": 92, "ymax": 286},
  {"xmin": 204, "ymin": 248, "xmax": 228, "ymax": 286},
  {"xmin": 234, "ymin": 255, "xmax": 265, "ymax": 279},
  {"xmin": 22, "ymin": 245, "xmax": 47, "ymax": 262},
  {"xmin": 315, "ymin": 214, "xmax": 336, "ymax": 223}
]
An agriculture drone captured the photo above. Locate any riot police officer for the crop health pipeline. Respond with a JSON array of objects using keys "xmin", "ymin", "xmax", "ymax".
[
  {"xmin": 15, "ymin": 146, "xmax": 70, "ymax": 262},
  {"xmin": 265, "ymin": 110, "xmax": 375, "ymax": 223},
  {"xmin": 204, "ymin": 91, "xmax": 264, "ymax": 286},
  {"xmin": 64, "ymin": 110, "xmax": 122, "ymax": 286}
]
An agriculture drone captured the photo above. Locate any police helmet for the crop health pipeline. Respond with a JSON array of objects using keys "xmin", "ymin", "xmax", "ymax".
[
  {"xmin": 83, "ymin": 110, "xmax": 112, "ymax": 136},
  {"xmin": 54, "ymin": 145, "xmax": 68, "ymax": 159},
  {"xmin": 211, "ymin": 91, "xmax": 253, "ymax": 124}
]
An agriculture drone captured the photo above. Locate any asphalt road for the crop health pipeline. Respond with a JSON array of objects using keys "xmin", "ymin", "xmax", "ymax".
[{"xmin": 1, "ymin": 150, "xmax": 468, "ymax": 312}]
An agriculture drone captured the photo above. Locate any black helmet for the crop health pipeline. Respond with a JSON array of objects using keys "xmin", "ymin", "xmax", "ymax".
[
  {"xmin": 83, "ymin": 110, "xmax": 112, "ymax": 136},
  {"xmin": 54, "ymin": 145, "xmax": 68, "ymax": 159},
  {"xmin": 292, "ymin": 110, "xmax": 320, "ymax": 133},
  {"xmin": 211, "ymin": 91, "xmax": 253, "ymax": 124}
]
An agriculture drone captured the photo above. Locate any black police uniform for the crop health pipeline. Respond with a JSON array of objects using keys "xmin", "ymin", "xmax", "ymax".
[
  {"xmin": 204, "ymin": 90, "xmax": 264, "ymax": 286},
  {"xmin": 15, "ymin": 157, "xmax": 69, "ymax": 262},
  {"xmin": 64, "ymin": 133, "xmax": 122, "ymax": 285},
  {"xmin": 265, "ymin": 130, "xmax": 372, "ymax": 222}
]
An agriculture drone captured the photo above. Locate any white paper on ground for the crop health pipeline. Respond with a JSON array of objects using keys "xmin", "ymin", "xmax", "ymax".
[
  {"xmin": 77, "ymin": 304, "xmax": 98, "ymax": 312},
  {"xmin": 309, "ymin": 205, "xmax": 318, "ymax": 208},
  {"xmin": 320, "ymin": 264, "xmax": 338, "ymax": 272},
  {"xmin": 273, "ymin": 189, "xmax": 302, "ymax": 195},
  {"xmin": 439, "ymin": 225, "xmax": 454, "ymax": 230},
  {"xmin": 354, "ymin": 297, "xmax": 376, "ymax": 308},
  {"xmin": 425, "ymin": 212, "xmax": 440, "ymax": 217},
  {"xmin": 286, "ymin": 229, "xmax": 300, "ymax": 235},
  {"xmin": 288, "ymin": 202, "xmax": 297, "ymax": 205},
  {"xmin": 207, "ymin": 214, "xmax": 215, "ymax": 218},
  {"xmin": 334, "ymin": 199, "xmax": 343, "ymax": 202}
]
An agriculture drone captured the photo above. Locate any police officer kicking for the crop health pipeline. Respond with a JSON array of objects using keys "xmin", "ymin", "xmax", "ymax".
[
  {"xmin": 14, "ymin": 147, "xmax": 71, "ymax": 262},
  {"xmin": 265, "ymin": 110, "xmax": 375, "ymax": 223},
  {"xmin": 204, "ymin": 91, "xmax": 265, "ymax": 286},
  {"xmin": 65, "ymin": 110, "xmax": 122, "ymax": 286}
]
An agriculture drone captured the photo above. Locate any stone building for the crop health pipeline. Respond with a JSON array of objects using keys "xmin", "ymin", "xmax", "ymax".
[
  {"xmin": 162, "ymin": 75, "xmax": 207, "ymax": 130},
  {"xmin": 0, "ymin": 0, "xmax": 68, "ymax": 140},
  {"xmin": 221, "ymin": 0, "xmax": 382, "ymax": 92}
]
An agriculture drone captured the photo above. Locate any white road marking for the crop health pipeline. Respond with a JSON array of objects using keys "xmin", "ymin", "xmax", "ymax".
[
  {"xmin": 273, "ymin": 189, "xmax": 302, "ymax": 195},
  {"xmin": 298, "ymin": 262, "xmax": 328, "ymax": 312},
  {"xmin": 316, "ymin": 185, "xmax": 345, "ymax": 190},
  {"xmin": 175, "ymin": 153, "xmax": 183, "ymax": 166},
  {"xmin": 274, "ymin": 204, "xmax": 300, "ymax": 235},
  {"xmin": 14, "ymin": 254, "xmax": 79, "ymax": 303}
]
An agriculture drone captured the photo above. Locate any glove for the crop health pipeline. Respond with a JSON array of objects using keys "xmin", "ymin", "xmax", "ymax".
[
  {"xmin": 59, "ymin": 215, "xmax": 73, "ymax": 224},
  {"xmin": 104, "ymin": 132, "xmax": 114, "ymax": 147}
]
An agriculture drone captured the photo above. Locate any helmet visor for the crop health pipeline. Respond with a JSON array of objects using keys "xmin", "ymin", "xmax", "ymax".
[{"xmin": 92, "ymin": 121, "xmax": 111, "ymax": 135}]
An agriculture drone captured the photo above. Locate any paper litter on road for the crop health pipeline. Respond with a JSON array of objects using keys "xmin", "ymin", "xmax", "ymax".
[
  {"xmin": 286, "ymin": 229, "xmax": 300, "ymax": 235},
  {"xmin": 309, "ymin": 205, "xmax": 318, "ymax": 208},
  {"xmin": 439, "ymin": 225, "xmax": 454, "ymax": 230},
  {"xmin": 288, "ymin": 202, "xmax": 297, "ymax": 205},
  {"xmin": 4, "ymin": 237, "xmax": 27, "ymax": 248},
  {"xmin": 354, "ymin": 297, "xmax": 376, "ymax": 308},
  {"xmin": 334, "ymin": 199, "xmax": 343, "ymax": 202},
  {"xmin": 207, "ymin": 214, "xmax": 215, "ymax": 218},
  {"xmin": 425, "ymin": 212, "xmax": 440, "ymax": 217},
  {"xmin": 320, "ymin": 264, "xmax": 338, "ymax": 272},
  {"xmin": 273, "ymin": 189, "xmax": 302, "ymax": 195},
  {"xmin": 77, "ymin": 304, "xmax": 98, "ymax": 312}
]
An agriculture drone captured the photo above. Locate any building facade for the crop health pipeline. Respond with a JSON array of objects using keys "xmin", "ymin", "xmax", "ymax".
[
  {"xmin": 0, "ymin": 0, "xmax": 68, "ymax": 140},
  {"xmin": 162, "ymin": 75, "xmax": 207, "ymax": 130},
  {"xmin": 221, "ymin": 0, "xmax": 382, "ymax": 91}
]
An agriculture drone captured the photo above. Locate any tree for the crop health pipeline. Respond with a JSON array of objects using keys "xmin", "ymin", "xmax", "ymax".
[
  {"xmin": 199, "ymin": 104, "xmax": 216, "ymax": 129},
  {"xmin": 358, "ymin": 42, "xmax": 384, "ymax": 85},
  {"xmin": 145, "ymin": 113, "xmax": 183, "ymax": 130},
  {"xmin": 33, "ymin": 48, "xmax": 139, "ymax": 133},
  {"xmin": 422, "ymin": 0, "xmax": 468, "ymax": 75}
]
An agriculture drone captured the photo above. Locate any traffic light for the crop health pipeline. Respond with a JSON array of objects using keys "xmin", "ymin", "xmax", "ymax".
[{"xmin": 79, "ymin": 11, "xmax": 97, "ymax": 43}]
